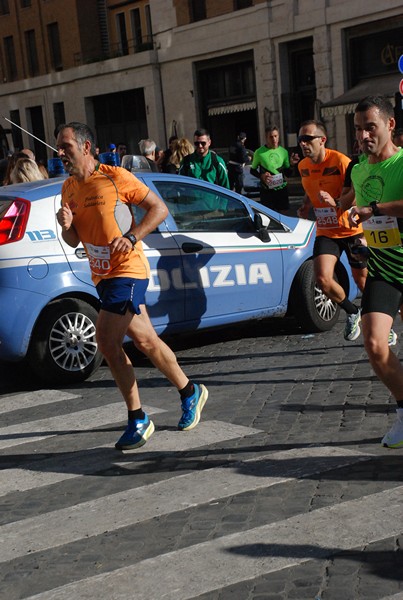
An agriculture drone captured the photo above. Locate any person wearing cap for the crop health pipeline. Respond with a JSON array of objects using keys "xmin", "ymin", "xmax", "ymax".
[
  {"xmin": 227, "ymin": 132, "xmax": 250, "ymax": 194},
  {"xmin": 251, "ymin": 125, "xmax": 300, "ymax": 214},
  {"xmin": 108, "ymin": 143, "xmax": 117, "ymax": 153}
]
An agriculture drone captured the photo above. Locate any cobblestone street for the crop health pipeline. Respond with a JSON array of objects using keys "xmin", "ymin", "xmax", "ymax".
[{"xmin": 1, "ymin": 313, "xmax": 402, "ymax": 599}]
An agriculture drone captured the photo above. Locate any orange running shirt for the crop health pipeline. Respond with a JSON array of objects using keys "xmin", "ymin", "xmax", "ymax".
[
  {"xmin": 61, "ymin": 164, "xmax": 151, "ymax": 285},
  {"xmin": 298, "ymin": 148, "xmax": 362, "ymax": 238}
]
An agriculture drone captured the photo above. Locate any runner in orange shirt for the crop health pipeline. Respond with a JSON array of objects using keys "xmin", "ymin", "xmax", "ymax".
[
  {"xmin": 56, "ymin": 122, "xmax": 208, "ymax": 451},
  {"xmin": 297, "ymin": 120, "xmax": 367, "ymax": 341}
]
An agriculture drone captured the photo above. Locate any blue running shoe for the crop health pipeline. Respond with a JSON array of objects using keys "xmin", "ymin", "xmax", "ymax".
[
  {"xmin": 115, "ymin": 413, "xmax": 155, "ymax": 451},
  {"xmin": 178, "ymin": 383, "xmax": 208, "ymax": 431}
]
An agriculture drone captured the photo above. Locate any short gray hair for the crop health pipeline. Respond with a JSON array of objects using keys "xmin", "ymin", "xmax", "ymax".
[
  {"xmin": 59, "ymin": 122, "xmax": 97, "ymax": 156},
  {"xmin": 138, "ymin": 139, "xmax": 156, "ymax": 156}
]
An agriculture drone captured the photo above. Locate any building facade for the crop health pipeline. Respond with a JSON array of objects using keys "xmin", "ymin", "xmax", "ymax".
[{"xmin": 0, "ymin": 0, "xmax": 401, "ymax": 162}]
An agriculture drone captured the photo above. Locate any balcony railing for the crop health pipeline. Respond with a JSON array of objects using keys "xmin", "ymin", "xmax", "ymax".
[{"xmin": 74, "ymin": 36, "xmax": 154, "ymax": 67}]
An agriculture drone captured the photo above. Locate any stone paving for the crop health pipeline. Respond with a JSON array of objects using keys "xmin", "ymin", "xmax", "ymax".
[{"xmin": 0, "ymin": 312, "xmax": 402, "ymax": 599}]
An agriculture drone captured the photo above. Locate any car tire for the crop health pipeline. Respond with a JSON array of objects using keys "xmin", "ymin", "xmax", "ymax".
[
  {"xmin": 290, "ymin": 260, "xmax": 340, "ymax": 332},
  {"xmin": 28, "ymin": 298, "xmax": 103, "ymax": 385}
]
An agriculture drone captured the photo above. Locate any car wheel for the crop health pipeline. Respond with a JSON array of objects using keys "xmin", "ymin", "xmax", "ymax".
[
  {"xmin": 290, "ymin": 260, "xmax": 340, "ymax": 332},
  {"xmin": 28, "ymin": 298, "xmax": 103, "ymax": 384}
]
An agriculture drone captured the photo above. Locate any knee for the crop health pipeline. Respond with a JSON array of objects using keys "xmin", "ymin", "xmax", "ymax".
[
  {"xmin": 132, "ymin": 331, "xmax": 161, "ymax": 356},
  {"xmin": 315, "ymin": 273, "xmax": 332, "ymax": 293},
  {"xmin": 96, "ymin": 330, "xmax": 119, "ymax": 360},
  {"xmin": 363, "ymin": 331, "xmax": 388, "ymax": 364}
]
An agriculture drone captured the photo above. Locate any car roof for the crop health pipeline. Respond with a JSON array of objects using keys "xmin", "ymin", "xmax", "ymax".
[
  {"xmin": 139, "ymin": 171, "xmax": 231, "ymax": 191},
  {"xmin": 0, "ymin": 176, "xmax": 67, "ymax": 200},
  {"xmin": 0, "ymin": 170, "xmax": 233, "ymax": 201}
]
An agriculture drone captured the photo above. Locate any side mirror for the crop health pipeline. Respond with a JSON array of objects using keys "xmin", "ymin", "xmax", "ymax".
[{"xmin": 254, "ymin": 213, "xmax": 271, "ymax": 243}]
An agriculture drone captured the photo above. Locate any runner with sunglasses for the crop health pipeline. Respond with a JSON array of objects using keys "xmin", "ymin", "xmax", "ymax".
[
  {"xmin": 179, "ymin": 128, "xmax": 230, "ymax": 189},
  {"xmin": 297, "ymin": 120, "xmax": 367, "ymax": 341}
]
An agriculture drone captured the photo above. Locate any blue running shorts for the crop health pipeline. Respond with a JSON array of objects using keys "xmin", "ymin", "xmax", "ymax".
[{"xmin": 96, "ymin": 277, "xmax": 149, "ymax": 315}]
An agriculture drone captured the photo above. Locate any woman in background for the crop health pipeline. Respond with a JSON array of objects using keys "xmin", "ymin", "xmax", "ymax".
[
  {"xmin": 3, "ymin": 151, "xmax": 32, "ymax": 185},
  {"xmin": 167, "ymin": 138, "xmax": 194, "ymax": 174},
  {"xmin": 10, "ymin": 157, "xmax": 45, "ymax": 183}
]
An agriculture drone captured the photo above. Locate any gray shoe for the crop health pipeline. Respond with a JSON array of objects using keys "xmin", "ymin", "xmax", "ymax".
[
  {"xmin": 388, "ymin": 329, "xmax": 398, "ymax": 346},
  {"xmin": 344, "ymin": 309, "xmax": 361, "ymax": 341},
  {"xmin": 381, "ymin": 409, "xmax": 403, "ymax": 448}
]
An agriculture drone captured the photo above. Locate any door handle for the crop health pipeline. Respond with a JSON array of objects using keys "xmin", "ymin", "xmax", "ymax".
[
  {"xmin": 181, "ymin": 242, "xmax": 204, "ymax": 253},
  {"xmin": 75, "ymin": 247, "xmax": 87, "ymax": 259}
]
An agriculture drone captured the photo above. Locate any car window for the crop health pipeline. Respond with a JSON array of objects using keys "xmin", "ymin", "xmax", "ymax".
[
  {"xmin": 154, "ymin": 181, "xmax": 255, "ymax": 233},
  {"xmin": 251, "ymin": 207, "xmax": 289, "ymax": 232}
]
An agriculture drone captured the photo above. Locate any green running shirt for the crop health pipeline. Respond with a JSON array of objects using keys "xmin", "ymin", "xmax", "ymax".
[
  {"xmin": 352, "ymin": 149, "xmax": 403, "ymax": 284},
  {"xmin": 251, "ymin": 145, "xmax": 290, "ymax": 190}
]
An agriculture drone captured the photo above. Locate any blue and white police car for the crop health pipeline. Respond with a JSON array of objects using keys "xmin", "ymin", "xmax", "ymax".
[{"xmin": 0, "ymin": 171, "xmax": 358, "ymax": 384}]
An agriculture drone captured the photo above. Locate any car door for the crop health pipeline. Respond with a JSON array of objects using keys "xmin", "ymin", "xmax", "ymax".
[
  {"xmin": 134, "ymin": 230, "xmax": 186, "ymax": 329},
  {"xmin": 151, "ymin": 179, "xmax": 285, "ymax": 325}
]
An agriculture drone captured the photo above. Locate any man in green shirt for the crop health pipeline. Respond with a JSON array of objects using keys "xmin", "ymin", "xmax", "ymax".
[
  {"xmin": 179, "ymin": 128, "xmax": 229, "ymax": 189},
  {"xmin": 251, "ymin": 125, "xmax": 300, "ymax": 214},
  {"xmin": 349, "ymin": 95, "xmax": 403, "ymax": 449}
]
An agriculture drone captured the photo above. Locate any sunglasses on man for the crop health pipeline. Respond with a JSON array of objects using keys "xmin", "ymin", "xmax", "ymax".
[
  {"xmin": 297, "ymin": 134, "xmax": 323, "ymax": 144},
  {"xmin": 194, "ymin": 141, "xmax": 207, "ymax": 146}
]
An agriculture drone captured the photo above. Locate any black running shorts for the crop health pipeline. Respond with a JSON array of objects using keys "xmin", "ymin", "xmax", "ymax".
[{"xmin": 313, "ymin": 234, "xmax": 367, "ymax": 270}]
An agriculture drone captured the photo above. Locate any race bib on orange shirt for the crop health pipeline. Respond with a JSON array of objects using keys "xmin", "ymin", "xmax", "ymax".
[
  {"xmin": 85, "ymin": 243, "xmax": 112, "ymax": 276},
  {"xmin": 313, "ymin": 206, "xmax": 338, "ymax": 229},
  {"xmin": 362, "ymin": 216, "xmax": 401, "ymax": 248}
]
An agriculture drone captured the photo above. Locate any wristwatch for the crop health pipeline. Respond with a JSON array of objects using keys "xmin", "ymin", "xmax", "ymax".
[
  {"xmin": 123, "ymin": 232, "xmax": 137, "ymax": 246},
  {"xmin": 370, "ymin": 201, "xmax": 381, "ymax": 216}
]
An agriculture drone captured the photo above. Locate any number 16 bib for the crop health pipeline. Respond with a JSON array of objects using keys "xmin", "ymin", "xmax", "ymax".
[{"xmin": 362, "ymin": 215, "xmax": 401, "ymax": 249}]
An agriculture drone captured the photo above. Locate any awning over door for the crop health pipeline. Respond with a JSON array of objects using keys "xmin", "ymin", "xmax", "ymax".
[
  {"xmin": 320, "ymin": 75, "xmax": 398, "ymax": 117},
  {"xmin": 208, "ymin": 101, "xmax": 257, "ymax": 116}
]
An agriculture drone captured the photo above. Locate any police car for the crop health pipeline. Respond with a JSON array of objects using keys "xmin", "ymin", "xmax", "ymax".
[{"xmin": 0, "ymin": 172, "xmax": 358, "ymax": 385}]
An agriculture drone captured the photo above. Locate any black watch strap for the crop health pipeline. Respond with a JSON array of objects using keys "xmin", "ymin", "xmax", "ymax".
[
  {"xmin": 370, "ymin": 201, "xmax": 380, "ymax": 216},
  {"xmin": 123, "ymin": 232, "xmax": 137, "ymax": 246}
]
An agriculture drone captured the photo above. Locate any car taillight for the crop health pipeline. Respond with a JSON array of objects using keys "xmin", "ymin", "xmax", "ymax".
[{"xmin": 0, "ymin": 198, "xmax": 31, "ymax": 245}]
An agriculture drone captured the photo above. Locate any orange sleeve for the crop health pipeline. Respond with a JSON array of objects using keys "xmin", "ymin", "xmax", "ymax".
[{"xmin": 101, "ymin": 165, "xmax": 150, "ymax": 206}]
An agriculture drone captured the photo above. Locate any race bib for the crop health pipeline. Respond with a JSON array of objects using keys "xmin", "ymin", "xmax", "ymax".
[
  {"xmin": 85, "ymin": 243, "xmax": 112, "ymax": 276},
  {"xmin": 268, "ymin": 173, "xmax": 284, "ymax": 189},
  {"xmin": 362, "ymin": 215, "xmax": 402, "ymax": 249},
  {"xmin": 314, "ymin": 206, "xmax": 338, "ymax": 229}
]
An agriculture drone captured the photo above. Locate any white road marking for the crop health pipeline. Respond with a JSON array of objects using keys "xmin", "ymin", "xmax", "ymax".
[
  {"xmin": 0, "ymin": 446, "xmax": 371, "ymax": 562},
  {"xmin": 0, "ymin": 390, "xmax": 81, "ymax": 414},
  {"xmin": 0, "ymin": 403, "xmax": 165, "ymax": 449},
  {"xmin": 25, "ymin": 484, "xmax": 403, "ymax": 600},
  {"xmin": 0, "ymin": 421, "xmax": 262, "ymax": 495}
]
